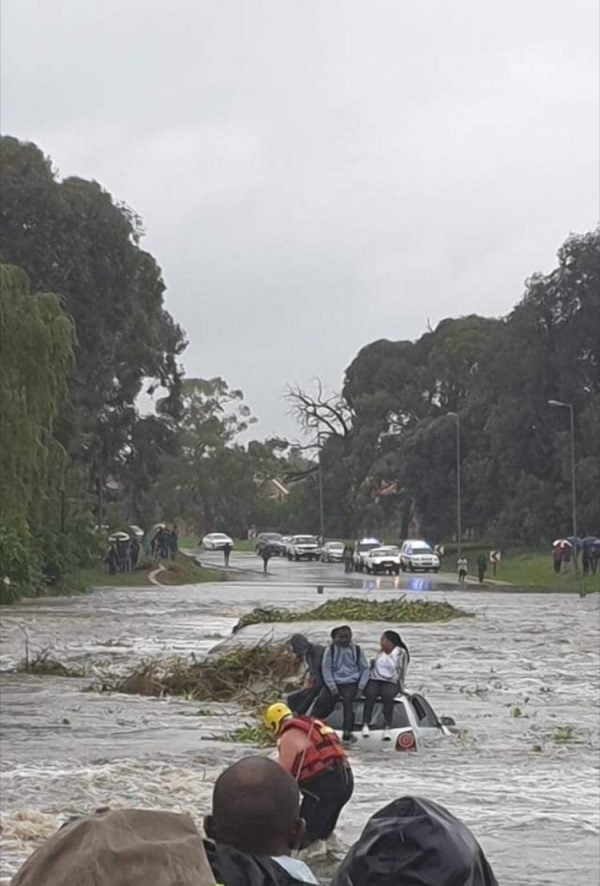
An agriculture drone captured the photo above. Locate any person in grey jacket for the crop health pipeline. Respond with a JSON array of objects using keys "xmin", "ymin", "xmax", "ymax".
[{"xmin": 311, "ymin": 625, "xmax": 369, "ymax": 743}]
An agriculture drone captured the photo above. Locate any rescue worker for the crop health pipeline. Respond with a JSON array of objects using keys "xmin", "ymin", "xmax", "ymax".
[{"xmin": 263, "ymin": 703, "xmax": 354, "ymax": 857}]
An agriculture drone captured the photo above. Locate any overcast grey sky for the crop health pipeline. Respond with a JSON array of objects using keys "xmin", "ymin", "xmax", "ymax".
[{"xmin": 2, "ymin": 0, "xmax": 598, "ymax": 437}]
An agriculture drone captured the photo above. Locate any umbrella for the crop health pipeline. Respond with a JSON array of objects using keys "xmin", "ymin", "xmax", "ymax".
[
  {"xmin": 108, "ymin": 531, "xmax": 130, "ymax": 543},
  {"xmin": 552, "ymin": 539, "xmax": 573, "ymax": 547}
]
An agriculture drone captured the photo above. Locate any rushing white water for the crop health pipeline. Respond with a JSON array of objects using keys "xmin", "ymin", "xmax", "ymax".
[{"xmin": 1, "ymin": 572, "xmax": 599, "ymax": 884}]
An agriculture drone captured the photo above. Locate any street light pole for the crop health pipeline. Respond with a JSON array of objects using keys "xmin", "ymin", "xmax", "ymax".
[
  {"xmin": 548, "ymin": 400, "xmax": 577, "ymax": 539},
  {"xmin": 448, "ymin": 412, "xmax": 462, "ymax": 557},
  {"xmin": 317, "ymin": 432, "xmax": 325, "ymax": 544}
]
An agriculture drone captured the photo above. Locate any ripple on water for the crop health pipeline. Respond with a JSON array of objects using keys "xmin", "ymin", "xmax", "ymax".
[{"xmin": 0, "ymin": 583, "xmax": 599, "ymax": 884}]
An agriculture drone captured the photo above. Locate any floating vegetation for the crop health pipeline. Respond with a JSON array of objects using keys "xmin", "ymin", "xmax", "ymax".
[
  {"xmin": 22, "ymin": 648, "xmax": 87, "ymax": 678},
  {"xmin": 233, "ymin": 596, "xmax": 470, "ymax": 632},
  {"xmin": 226, "ymin": 723, "xmax": 274, "ymax": 747},
  {"xmin": 96, "ymin": 643, "xmax": 299, "ymax": 706}
]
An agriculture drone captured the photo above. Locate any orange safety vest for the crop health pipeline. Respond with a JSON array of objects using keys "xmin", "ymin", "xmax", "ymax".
[{"xmin": 279, "ymin": 716, "xmax": 348, "ymax": 783}]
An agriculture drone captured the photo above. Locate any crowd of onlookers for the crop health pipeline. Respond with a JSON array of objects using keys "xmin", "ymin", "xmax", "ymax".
[{"xmin": 11, "ymin": 755, "xmax": 498, "ymax": 886}]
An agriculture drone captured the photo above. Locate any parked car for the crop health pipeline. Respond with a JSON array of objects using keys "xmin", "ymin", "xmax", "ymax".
[
  {"xmin": 286, "ymin": 534, "xmax": 320, "ymax": 561},
  {"xmin": 399, "ymin": 539, "xmax": 440, "ymax": 573},
  {"xmin": 364, "ymin": 545, "xmax": 401, "ymax": 575},
  {"xmin": 201, "ymin": 532, "xmax": 234, "ymax": 550},
  {"xmin": 319, "ymin": 541, "xmax": 345, "ymax": 562},
  {"xmin": 255, "ymin": 532, "xmax": 286, "ymax": 556},
  {"xmin": 353, "ymin": 537, "xmax": 382, "ymax": 572}
]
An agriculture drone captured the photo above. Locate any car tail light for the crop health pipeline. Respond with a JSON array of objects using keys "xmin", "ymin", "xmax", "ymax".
[{"xmin": 396, "ymin": 730, "xmax": 418, "ymax": 752}]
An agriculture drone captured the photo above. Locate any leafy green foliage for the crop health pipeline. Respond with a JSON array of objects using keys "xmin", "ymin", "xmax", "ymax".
[
  {"xmin": 290, "ymin": 229, "xmax": 600, "ymax": 545},
  {"xmin": 233, "ymin": 597, "xmax": 470, "ymax": 631}
]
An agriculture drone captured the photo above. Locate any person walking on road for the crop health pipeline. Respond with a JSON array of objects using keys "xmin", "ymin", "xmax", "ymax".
[
  {"xmin": 311, "ymin": 626, "xmax": 369, "ymax": 744},
  {"xmin": 476, "ymin": 554, "xmax": 487, "ymax": 584},
  {"xmin": 342, "ymin": 544, "xmax": 354, "ymax": 574},
  {"xmin": 223, "ymin": 542, "xmax": 233, "ymax": 567},
  {"xmin": 457, "ymin": 556, "xmax": 468, "ymax": 584},
  {"xmin": 264, "ymin": 703, "xmax": 354, "ymax": 858},
  {"xmin": 261, "ymin": 543, "xmax": 274, "ymax": 574}
]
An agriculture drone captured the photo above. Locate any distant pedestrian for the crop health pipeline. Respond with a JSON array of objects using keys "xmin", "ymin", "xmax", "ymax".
[
  {"xmin": 223, "ymin": 542, "xmax": 233, "ymax": 567},
  {"xmin": 477, "ymin": 554, "xmax": 487, "ymax": 584},
  {"xmin": 343, "ymin": 544, "xmax": 354, "ymax": 574},
  {"xmin": 262, "ymin": 543, "xmax": 273, "ymax": 574},
  {"xmin": 457, "ymin": 556, "xmax": 468, "ymax": 584}
]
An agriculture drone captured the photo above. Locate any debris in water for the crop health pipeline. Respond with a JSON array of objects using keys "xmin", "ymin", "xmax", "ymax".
[
  {"xmin": 95, "ymin": 643, "xmax": 299, "ymax": 705},
  {"xmin": 233, "ymin": 596, "xmax": 471, "ymax": 632}
]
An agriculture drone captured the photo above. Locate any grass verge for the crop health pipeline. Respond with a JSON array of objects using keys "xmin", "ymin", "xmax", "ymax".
[
  {"xmin": 233, "ymin": 596, "xmax": 470, "ymax": 632},
  {"xmin": 491, "ymin": 553, "xmax": 599, "ymax": 591}
]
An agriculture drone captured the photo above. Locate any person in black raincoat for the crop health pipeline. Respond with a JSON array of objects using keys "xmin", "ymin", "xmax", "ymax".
[
  {"xmin": 286, "ymin": 634, "xmax": 324, "ymax": 715},
  {"xmin": 331, "ymin": 795, "xmax": 498, "ymax": 886}
]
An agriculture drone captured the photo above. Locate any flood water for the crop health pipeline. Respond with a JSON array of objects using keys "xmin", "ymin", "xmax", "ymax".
[{"xmin": 1, "ymin": 561, "xmax": 599, "ymax": 884}]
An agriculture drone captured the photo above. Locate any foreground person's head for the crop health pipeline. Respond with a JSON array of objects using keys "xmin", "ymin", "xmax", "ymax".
[
  {"xmin": 331, "ymin": 625, "xmax": 353, "ymax": 647},
  {"xmin": 331, "ymin": 796, "xmax": 498, "ymax": 886},
  {"xmin": 10, "ymin": 809, "xmax": 215, "ymax": 886},
  {"xmin": 204, "ymin": 756, "xmax": 303, "ymax": 857}
]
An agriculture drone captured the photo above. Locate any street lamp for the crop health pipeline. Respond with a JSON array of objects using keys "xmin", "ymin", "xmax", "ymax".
[
  {"xmin": 548, "ymin": 400, "xmax": 577, "ymax": 540},
  {"xmin": 317, "ymin": 431, "xmax": 325, "ymax": 544},
  {"xmin": 448, "ymin": 412, "xmax": 462, "ymax": 557}
]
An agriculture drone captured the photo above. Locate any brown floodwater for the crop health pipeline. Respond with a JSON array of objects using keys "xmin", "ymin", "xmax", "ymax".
[{"xmin": 0, "ymin": 565, "xmax": 598, "ymax": 884}]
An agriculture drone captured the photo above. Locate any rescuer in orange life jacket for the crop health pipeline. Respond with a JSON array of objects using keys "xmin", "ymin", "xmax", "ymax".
[{"xmin": 263, "ymin": 703, "xmax": 354, "ymax": 857}]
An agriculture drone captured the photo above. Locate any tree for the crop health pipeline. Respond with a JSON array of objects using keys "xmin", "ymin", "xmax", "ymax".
[{"xmin": 0, "ymin": 264, "xmax": 73, "ymax": 594}]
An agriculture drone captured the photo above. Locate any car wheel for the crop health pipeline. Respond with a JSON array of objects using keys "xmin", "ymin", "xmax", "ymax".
[
  {"xmin": 408, "ymin": 563, "xmax": 414, "ymax": 572},
  {"xmin": 294, "ymin": 554, "xmax": 299, "ymax": 561},
  {"xmin": 434, "ymin": 567, "xmax": 440, "ymax": 573}
]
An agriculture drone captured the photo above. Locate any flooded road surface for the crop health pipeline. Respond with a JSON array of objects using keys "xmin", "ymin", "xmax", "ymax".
[{"xmin": 1, "ymin": 559, "xmax": 599, "ymax": 884}]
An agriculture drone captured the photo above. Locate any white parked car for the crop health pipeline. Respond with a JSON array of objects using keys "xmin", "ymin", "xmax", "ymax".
[
  {"xmin": 400, "ymin": 539, "xmax": 440, "ymax": 573},
  {"xmin": 286, "ymin": 535, "xmax": 320, "ymax": 561},
  {"xmin": 201, "ymin": 532, "xmax": 234, "ymax": 550},
  {"xmin": 319, "ymin": 541, "xmax": 345, "ymax": 562},
  {"xmin": 364, "ymin": 545, "xmax": 401, "ymax": 575},
  {"xmin": 353, "ymin": 537, "xmax": 382, "ymax": 572}
]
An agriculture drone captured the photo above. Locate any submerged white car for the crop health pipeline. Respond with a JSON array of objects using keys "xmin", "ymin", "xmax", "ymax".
[
  {"xmin": 201, "ymin": 532, "xmax": 234, "ymax": 550},
  {"xmin": 364, "ymin": 545, "xmax": 402, "ymax": 575},
  {"xmin": 319, "ymin": 693, "xmax": 453, "ymax": 752}
]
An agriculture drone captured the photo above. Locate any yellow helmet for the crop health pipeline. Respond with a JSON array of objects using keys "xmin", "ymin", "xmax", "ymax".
[{"xmin": 263, "ymin": 702, "xmax": 292, "ymax": 734}]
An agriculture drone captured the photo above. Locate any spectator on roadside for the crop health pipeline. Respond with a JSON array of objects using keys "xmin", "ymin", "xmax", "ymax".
[
  {"xmin": 311, "ymin": 625, "xmax": 369, "ymax": 743},
  {"xmin": 477, "ymin": 554, "xmax": 487, "ymax": 583},
  {"xmin": 457, "ymin": 556, "xmax": 468, "ymax": 584},
  {"xmin": 343, "ymin": 544, "xmax": 354, "ymax": 573},
  {"xmin": 223, "ymin": 542, "xmax": 233, "ymax": 567}
]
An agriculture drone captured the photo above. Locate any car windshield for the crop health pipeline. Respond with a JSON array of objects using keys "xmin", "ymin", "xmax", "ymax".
[
  {"xmin": 296, "ymin": 536, "xmax": 318, "ymax": 543},
  {"xmin": 358, "ymin": 541, "xmax": 380, "ymax": 552},
  {"xmin": 261, "ymin": 533, "xmax": 282, "ymax": 540},
  {"xmin": 409, "ymin": 543, "xmax": 433, "ymax": 553},
  {"xmin": 374, "ymin": 546, "xmax": 399, "ymax": 554},
  {"xmin": 328, "ymin": 542, "xmax": 344, "ymax": 549}
]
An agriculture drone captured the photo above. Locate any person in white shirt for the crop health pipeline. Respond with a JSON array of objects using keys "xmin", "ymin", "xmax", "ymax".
[{"xmin": 361, "ymin": 631, "xmax": 410, "ymax": 741}]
